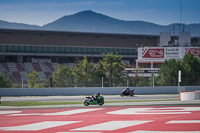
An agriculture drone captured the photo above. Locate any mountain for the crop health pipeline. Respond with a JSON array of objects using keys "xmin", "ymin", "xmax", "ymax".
[
  {"xmin": 0, "ymin": 10, "xmax": 200, "ymax": 36},
  {"xmin": 42, "ymin": 10, "xmax": 165, "ymax": 35},
  {"xmin": 0, "ymin": 20, "xmax": 40, "ymax": 30}
]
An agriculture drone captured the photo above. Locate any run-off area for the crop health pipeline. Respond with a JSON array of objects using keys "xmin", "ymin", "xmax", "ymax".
[{"xmin": 0, "ymin": 106, "xmax": 200, "ymax": 133}]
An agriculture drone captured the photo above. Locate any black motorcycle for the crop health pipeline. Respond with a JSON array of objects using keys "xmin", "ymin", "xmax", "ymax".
[{"xmin": 121, "ymin": 88, "xmax": 135, "ymax": 97}]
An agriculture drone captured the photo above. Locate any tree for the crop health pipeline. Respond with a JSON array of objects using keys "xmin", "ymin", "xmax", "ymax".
[
  {"xmin": 182, "ymin": 54, "xmax": 200, "ymax": 85},
  {"xmin": 128, "ymin": 66, "xmax": 149, "ymax": 87},
  {"xmin": 156, "ymin": 54, "xmax": 200, "ymax": 86},
  {"xmin": 26, "ymin": 71, "xmax": 40, "ymax": 88},
  {"xmin": 0, "ymin": 72, "xmax": 12, "ymax": 88},
  {"xmin": 43, "ymin": 76, "xmax": 54, "ymax": 88},
  {"xmin": 99, "ymin": 53, "xmax": 124, "ymax": 87},
  {"xmin": 52, "ymin": 64, "xmax": 74, "ymax": 87},
  {"xmin": 136, "ymin": 78, "xmax": 150, "ymax": 87},
  {"xmin": 72, "ymin": 56, "xmax": 97, "ymax": 87},
  {"xmin": 156, "ymin": 59, "xmax": 182, "ymax": 86}
]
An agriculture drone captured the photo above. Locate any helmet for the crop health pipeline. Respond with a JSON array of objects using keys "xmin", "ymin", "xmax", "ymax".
[{"xmin": 97, "ymin": 92, "xmax": 100, "ymax": 96}]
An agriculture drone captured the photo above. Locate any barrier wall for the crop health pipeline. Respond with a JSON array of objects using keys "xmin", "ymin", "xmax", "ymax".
[
  {"xmin": 181, "ymin": 91, "xmax": 200, "ymax": 101},
  {"xmin": 0, "ymin": 86, "xmax": 200, "ymax": 96}
]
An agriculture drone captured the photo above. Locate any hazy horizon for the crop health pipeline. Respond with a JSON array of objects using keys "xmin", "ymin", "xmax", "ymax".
[{"xmin": 0, "ymin": 0, "xmax": 200, "ymax": 26}]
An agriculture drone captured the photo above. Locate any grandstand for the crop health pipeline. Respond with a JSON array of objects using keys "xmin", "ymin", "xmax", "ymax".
[
  {"xmin": 0, "ymin": 28, "xmax": 199, "ymax": 83},
  {"xmin": 0, "ymin": 62, "xmax": 56, "ymax": 83}
]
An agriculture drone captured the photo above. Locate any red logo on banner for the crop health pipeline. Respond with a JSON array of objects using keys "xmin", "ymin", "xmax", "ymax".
[
  {"xmin": 185, "ymin": 48, "xmax": 200, "ymax": 58},
  {"xmin": 142, "ymin": 48, "xmax": 164, "ymax": 58}
]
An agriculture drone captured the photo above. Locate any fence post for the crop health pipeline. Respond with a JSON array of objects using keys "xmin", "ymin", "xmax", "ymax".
[
  {"xmin": 22, "ymin": 77, "xmax": 23, "ymax": 88},
  {"xmin": 102, "ymin": 77, "xmax": 104, "ymax": 88},
  {"xmin": 49, "ymin": 79, "xmax": 50, "ymax": 88},
  {"xmin": 153, "ymin": 74, "xmax": 154, "ymax": 87}
]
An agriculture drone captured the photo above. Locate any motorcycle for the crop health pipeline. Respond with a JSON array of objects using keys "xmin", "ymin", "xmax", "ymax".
[
  {"xmin": 121, "ymin": 88, "xmax": 135, "ymax": 97},
  {"xmin": 84, "ymin": 95, "xmax": 104, "ymax": 106}
]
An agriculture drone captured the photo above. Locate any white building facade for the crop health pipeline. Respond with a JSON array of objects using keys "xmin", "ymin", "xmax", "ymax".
[
  {"xmin": 126, "ymin": 47, "xmax": 200, "ymax": 77},
  {"xmin": 137, "ymin": 47, "xmax": 200, "ymax": 68}
]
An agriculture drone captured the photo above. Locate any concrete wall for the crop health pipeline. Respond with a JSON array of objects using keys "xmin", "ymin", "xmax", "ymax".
[
  {"xmin": 181, "ymin": 91, "xmax": 200, "ymax": 101},
  {"xmin": 1, "ymin": 86, "xmax": 200, "ymax": 96}
]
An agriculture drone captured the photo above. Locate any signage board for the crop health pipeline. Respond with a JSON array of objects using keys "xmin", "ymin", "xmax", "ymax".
[{"xmin": 138, "ymin": 47, "xmax": 200, "ymax": 60}]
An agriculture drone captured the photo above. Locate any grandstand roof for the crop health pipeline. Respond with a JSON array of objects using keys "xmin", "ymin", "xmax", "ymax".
[
  {"xmin": 0, "ymin": 28, "xmax": 159, "ymax": 48},
  {"xmin": 0, "ymin": 28, "xmax": 159, "ymax": 39}
]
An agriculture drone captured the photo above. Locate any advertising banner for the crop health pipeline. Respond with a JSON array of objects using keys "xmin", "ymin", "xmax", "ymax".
[
  {"xmin": 138, "ymin": 47, "xmax": 200, "ymax": 60},
  {"xmin": 142, "ymin": 48, "xmax": 164, "ymax": 58},
  {"xmin": 165, "ymin": 47, "xmax": 180, "ymax": 59},
  {"xmin": 185, "ymin": 48, "xmax": 200, "ymax": 58}
]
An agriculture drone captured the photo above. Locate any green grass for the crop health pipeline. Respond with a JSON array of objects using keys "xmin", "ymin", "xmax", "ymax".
[{"xmin": 0, "ymin": 99, "xmax": 180, "ymax": 106}]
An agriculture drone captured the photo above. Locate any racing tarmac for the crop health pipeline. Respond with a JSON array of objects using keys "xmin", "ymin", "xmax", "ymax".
[
  {"xmin": 1, "ymin": 95, "xmax": 200, "ymax": 109},
  {"xmin": 1, "ymin": 106, "xmax": 200, "ymax": 132},
  {"xmin": 1, "ymin": 95, "xmax": 179, "ymax": 102},
  {"xmin": 1, "ymin": 95, "xmax": 200, "ymax": 133}
]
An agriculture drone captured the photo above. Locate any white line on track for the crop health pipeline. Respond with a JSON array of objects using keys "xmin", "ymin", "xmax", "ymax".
[
  {"xmin": 128, "ymin": 131, "xmax": 200, "ymax": 133},
  {"xmin": 43, "ymin": 108, "xmax": 103, "ymax": 115},
  {"xmin": 106, "ymin": 107, "xmax": 200, "ymax": 115},
  {"xmin": 57, "ymin": 132, "xmax": 101, "ymax": 133},
  {"xmin": 0, "ymin": 121, "xmax": 80, "ymax": 131},
  {"xmin": 167, "ymin": 120, "xmax": 200, "ymax": 124},
  {"xmin": 72, "ymin": 121, "xmax": 152, "ymax": 131},
  {"xmin": 0, "ymin": 111, "xmax": 22, "ymax": 115},
  {"xmin": 7, "ymin": 108, "xmax": 104, "ymax": 116}
]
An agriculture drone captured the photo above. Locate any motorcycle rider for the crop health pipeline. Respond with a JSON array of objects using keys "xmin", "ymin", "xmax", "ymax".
[
  {"xmin": 92, "ymin": 92, "xmax": 100, "ymax": 101},
  {"xmin": 126, "ymin": 87, "xmax": 130, "ymax": 94},
  {"xmin": 121, "ymin": 87, "xmax": 134, "ymax": 97}
]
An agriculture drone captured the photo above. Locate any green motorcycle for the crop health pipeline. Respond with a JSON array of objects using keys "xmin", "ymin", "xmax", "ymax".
[{"xmin": 84, "ymin": 95, "xmax": 104, "ymax": 106}]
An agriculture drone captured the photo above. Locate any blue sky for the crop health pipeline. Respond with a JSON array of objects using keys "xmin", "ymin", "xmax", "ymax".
[{"xmin": 0, "ymin": 0, "xmax": 199, "ymax": 26}]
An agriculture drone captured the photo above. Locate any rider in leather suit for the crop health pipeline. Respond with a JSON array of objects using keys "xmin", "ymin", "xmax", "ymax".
[{"xmin": 92, "ymin": 92, "xmax": 100, "ymax": 101}]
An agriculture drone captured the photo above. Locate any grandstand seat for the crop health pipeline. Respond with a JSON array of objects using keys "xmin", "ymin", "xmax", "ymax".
[
  {"xmin": 38, "ymin": 72, "xmax": 46, "ymax": 81},
  {"xmin": 20, "ymin": 71, "xmax": 29, "ymax": 81},
  {"xmin": 45, "ymin": 63, "xmax": 54, "ymax": 71},
  {"xmin": 52, "ymin": 63, "xmax": 58, "ymax": 71},
  {"xmin": 44, "ymin": 71, "xmax": 52, "ymax": 78},
  {"xmin": 24, "ymin": 63, "xmax": 34, "ymax": 72},
  {"xmin": 32, "ymin": 63, "xmax": 42, "ymax": 71},
  {"xmin": 1, "ymin": 63, "xmax": 9, "ymax": 71},
  {"xmin": 16, "ymin": 63, "xmax": 25, "ymax": 71},
  {"xmin": 68, "ymin": 63, "xmax": 75, "ymax": 68},
  {"xmin": 40, "ymin": 63, "xmax": 50, "ymax": 72},
  {"xmin": 0, "ymin": 63, "xmax": 7, "ymax": 72},
  {"xmin": 7, "ymin": 62, "xmax": 18, "ymax": 71},
  {"xmin": 12, "ymin": 71, "xmax": 22, "ymax": 81}
]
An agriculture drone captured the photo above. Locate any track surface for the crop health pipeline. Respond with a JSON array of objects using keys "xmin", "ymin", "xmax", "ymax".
[
  {"xmin": 2, "ymin": 95, "xmax": 179, "ymax": 102},
  {"xmin": 0, "ymin": 105, "xmax": 200, "ymax": 133}
]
